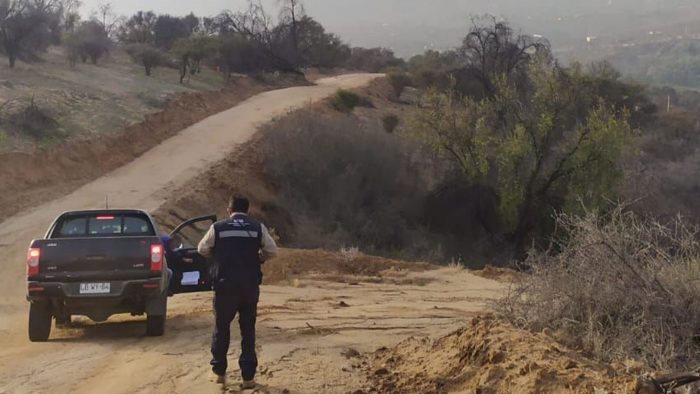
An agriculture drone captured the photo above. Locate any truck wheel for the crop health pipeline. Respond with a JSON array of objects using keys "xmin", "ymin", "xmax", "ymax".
[
  {"xmin": 146, "ymin": 314, "xmax": 165, "ymax": 337},
  {"xmin": 28, "ymin": 303, "xmax": 52, "ymax": 342}
]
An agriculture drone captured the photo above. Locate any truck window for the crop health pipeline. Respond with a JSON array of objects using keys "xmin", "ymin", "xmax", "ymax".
[
  {"xmin": 89, "ymin": 216, "xmax": 122, "ymax": 235},
  {"xmin": 57, "ymin": 217, "xmax": 87, "ymax": 236},
  {"xmin": 123, "ymin": 216, "xmax": 151, "ymax": 234},
  {"xmin": 172, "ymin": 220, "xmax": 212, "ymax": 249},
  {"xmin": 52, "ymin": 213, "xmax": 154, "ymax": 238}
]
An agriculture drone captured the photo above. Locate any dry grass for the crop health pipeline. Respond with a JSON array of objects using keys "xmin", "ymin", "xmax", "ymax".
[
  {"xmin": 499, "ymin": 206, "xmax": 700, "ymax": 370},
  {"xmin": 0, "ymin": 47, "xmax": 224, "ymax": 150},
  {"xmin": 339, "ymin": 246, "xmax": 361, "ymax": 262},
  {"xmin": 446, "ymin": 259, "xmax": 465, "ymax": 271}
]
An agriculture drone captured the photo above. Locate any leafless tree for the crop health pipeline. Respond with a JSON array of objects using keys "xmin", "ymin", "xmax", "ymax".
[
  {"xmin": 460, "ymin": 16, "xmax": 550, "ymax": 96},
  {"xmin": 278, "ymin": 0, "xmax": 304, "ymax": 67},
  {"xmin": 60, "ymin": 0, "xmax": 80, "ymax": 32},
  {"xmin": 216, "ymin": 0, "xmax": 297, "ymax": 72},
  {"xmin": 90, "ymin": 2, "xmax": 118, "ymax": 38},
  {"xmin": 219, "ymin": 1, "xmax": 273, "ymax": 44}
]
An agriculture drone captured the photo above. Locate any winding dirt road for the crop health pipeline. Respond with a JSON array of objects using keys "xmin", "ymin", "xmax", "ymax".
[
  {"xmin": 0, "ymin": 74, "xmax": 505, "ymax": 394},
  {"xmin": 0, "ymin": 74, "xmax": 381, "ymax": 315}
]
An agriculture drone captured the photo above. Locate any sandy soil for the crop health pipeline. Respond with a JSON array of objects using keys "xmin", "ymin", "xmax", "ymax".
[
  {"xmin": 0, "ymin": 255, "xmax": 505, "ymax": 394},
  {"xmin": 367, "ymin": 315, "xmax": 637, "ymax": 393}
]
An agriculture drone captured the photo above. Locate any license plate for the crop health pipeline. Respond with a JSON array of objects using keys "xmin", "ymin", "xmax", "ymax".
[{"xmin": 79, "ymin": 283, "xmax": 111, "ymax": 294}]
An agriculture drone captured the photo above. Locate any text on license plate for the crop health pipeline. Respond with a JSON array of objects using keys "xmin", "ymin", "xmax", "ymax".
[{"xmin": 79, "ymin": 283, "xmax": 111, "ymax": 294}]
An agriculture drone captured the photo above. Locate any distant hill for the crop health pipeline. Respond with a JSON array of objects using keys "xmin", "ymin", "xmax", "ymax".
[{"xmin": 302, "ymin": 0, "xmax": 700, "ymax": 57}]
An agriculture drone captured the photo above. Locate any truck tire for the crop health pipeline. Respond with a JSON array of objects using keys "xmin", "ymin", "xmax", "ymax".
[
  {"xmin": 28, "ymin": 303, "xmax": 52, "ymax": 342},
  {"xmin": 146, "ymin": 314, "xmax": 165, "ymax": 337},
  {"xmin": 145, "ymin": 291, "xmax": 167, "ymax": 337}
]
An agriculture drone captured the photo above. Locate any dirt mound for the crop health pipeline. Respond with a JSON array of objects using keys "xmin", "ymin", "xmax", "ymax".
[
  {"xmin": 263, "ymin": 248, "xmax": 435, "ymax": 285},
  {"xmin": 0, "ymin": 74, "xmax": 304, "ymax": 222},
  {"xmin": 472, "ymin": 265, "xmax": 523, "ymax": 283},
  {"xmin": 367, "ymin": 315, "xmax": 636, "ymax": 394}
]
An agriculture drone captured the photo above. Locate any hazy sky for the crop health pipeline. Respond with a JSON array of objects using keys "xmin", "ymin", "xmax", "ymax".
[
  {"xmin": 81, "ymin": 0, "xmax": 267, "ymax": 17},
  {"xmin": 79, "ymin": 0, "xmax": 480, "ymax": 54},
  {"xmin": 79, "ymin": 0, "xmax": 700, "ymax": 58}
]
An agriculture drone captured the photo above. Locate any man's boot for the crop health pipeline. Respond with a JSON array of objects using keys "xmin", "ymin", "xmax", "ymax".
[
  {"xmin": 209, "ymin": 371, "xmax": 226, "ymax": 385},
  {"xmin": 241, "ymin": 380, "xmax": 256, "ymax": 390}
]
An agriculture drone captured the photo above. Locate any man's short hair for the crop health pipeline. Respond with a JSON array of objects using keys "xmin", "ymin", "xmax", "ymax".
[{"xmin": 229, "ymin": 195, "xmax": 250, "ymax": 213}]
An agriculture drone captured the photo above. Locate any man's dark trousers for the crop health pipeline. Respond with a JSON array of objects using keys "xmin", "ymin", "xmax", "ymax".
[{"xmin": 210, "ymin": 285, "xmax": 259, "ymax": 380}]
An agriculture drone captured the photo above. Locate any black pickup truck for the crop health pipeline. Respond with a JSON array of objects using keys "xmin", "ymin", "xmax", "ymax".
[{"xmin": 26, "ymin": 209, "xmax": 217, "ymax": 342}]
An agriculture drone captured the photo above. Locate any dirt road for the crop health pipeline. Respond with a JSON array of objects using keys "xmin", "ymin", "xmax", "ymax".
[
  {"xmin": 0, "ymin": 74, "xmax": 506, "ymax": 394},
  {"xmin": 0, "ymin": 264, "xmax": 504, "ymax": 393},
  {"xmin": 0, "ymin": 73, "xmax": 380, "ymax": 315}
]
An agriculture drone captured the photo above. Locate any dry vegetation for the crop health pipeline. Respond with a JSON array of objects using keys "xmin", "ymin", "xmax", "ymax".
[
  {"xmin": 500, "ymin": 207, "xmax": 700, "ymax": 371},
  {"xmin": 255, "ymin": 79, "xmax": 513, "ymax": 264},
  {"xmin": 0, "ymin": 48, "xmax": 226, "ymax": 151},
  {"xmin": 262, "ymin": 108, "xmax": 436, "ymax": 258}
]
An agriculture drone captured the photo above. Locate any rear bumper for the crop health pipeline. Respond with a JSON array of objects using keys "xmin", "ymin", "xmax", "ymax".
[{"xmin": 26, "ymin": 278, "xmax": 164, "ymax": 303}]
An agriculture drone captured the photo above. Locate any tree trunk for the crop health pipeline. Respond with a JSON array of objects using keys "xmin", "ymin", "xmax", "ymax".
[
  {"xmin": 179, "ymin": 62, "xmax": 187, "ymax": 83},
  {"xmin": 512, "ymin": 197, "xmax": 536, "ymax": 259},
  {"xmin": 8, "ymin": 53, "xmax": 16, "ymax": 68},
  {"xmin": 291, "ymin": 11, "xmax": 299, "ymax": 68}
]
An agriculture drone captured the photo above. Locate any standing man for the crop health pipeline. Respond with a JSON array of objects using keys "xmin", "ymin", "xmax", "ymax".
[{"xmin": 197, "ymin": 195, "xmax": 279, "ymax": 389}]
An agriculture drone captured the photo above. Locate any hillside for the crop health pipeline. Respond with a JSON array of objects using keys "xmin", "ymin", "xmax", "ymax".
[
  {"xmin": 0, "ymin": 50, "xmax": 307, "ymax": 221},
  {"xmin": 0, "ymin": 47, "xmax": 224, "ymax": 151}
]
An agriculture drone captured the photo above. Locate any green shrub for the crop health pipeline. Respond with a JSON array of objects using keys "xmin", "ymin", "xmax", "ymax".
[
  {"xmin": 261, "ymin": 109, "xmax": 510, "ymax": 263},
  {"xmin": 331, "ymin": 89, "xmax": 361, "ymax": 112},
  {"xmin": 125, "ymin": 43, "xmax": 170, "ymax": 76}
]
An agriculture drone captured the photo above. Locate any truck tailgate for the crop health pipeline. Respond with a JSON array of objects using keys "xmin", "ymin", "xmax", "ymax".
[{"xmin": 32, "ymin": 237, "xmax": 160, "ymax": 282}]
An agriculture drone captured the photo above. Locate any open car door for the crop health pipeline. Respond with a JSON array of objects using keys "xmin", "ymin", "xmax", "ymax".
[{"xmin": 168, "ymin": 215, "xmax": 217, "ymax": 294}]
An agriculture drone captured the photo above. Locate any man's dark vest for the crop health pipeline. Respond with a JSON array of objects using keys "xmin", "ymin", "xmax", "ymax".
[{"xmin": 210, "ymin": 214, "xmax": 263, "ymax": 289}]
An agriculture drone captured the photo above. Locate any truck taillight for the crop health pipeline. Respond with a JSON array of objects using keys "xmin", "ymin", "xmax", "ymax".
[
  {"xmin": 150, "ymin": 244, "xmax": 163, "ymax": 273},
  {"xmin": 27, "ymin": 248, "xmax": 41, "ymax": 277}
]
